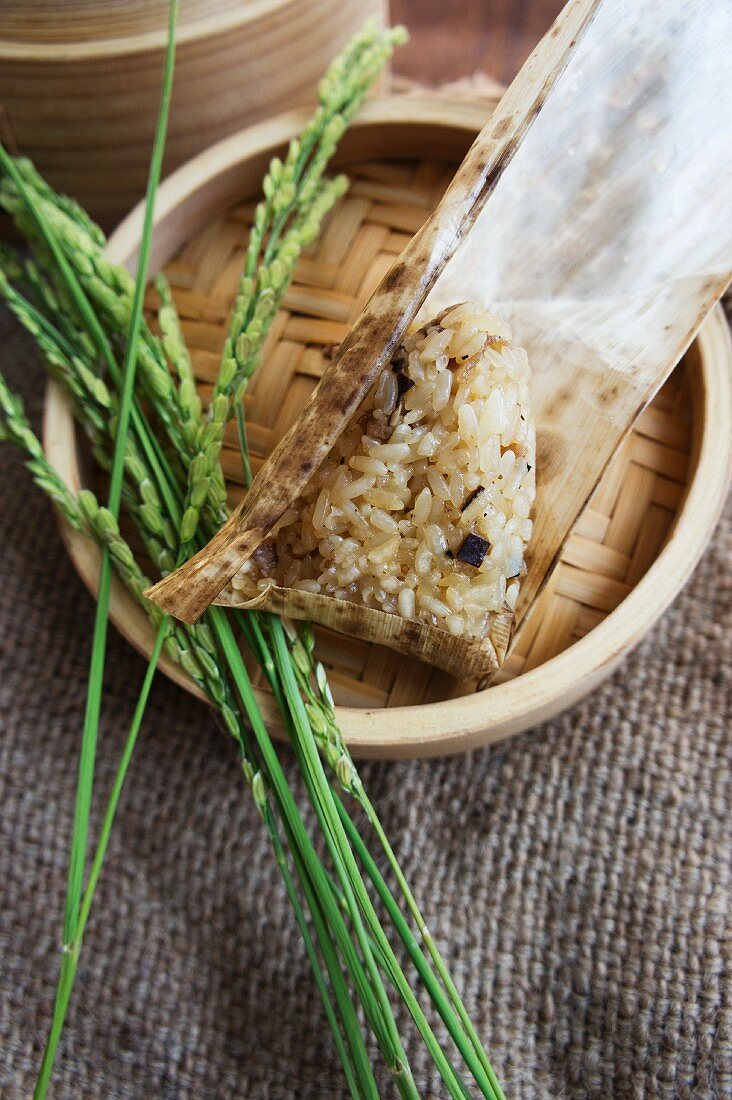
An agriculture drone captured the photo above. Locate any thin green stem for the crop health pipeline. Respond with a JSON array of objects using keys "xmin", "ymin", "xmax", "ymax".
[
  {"xmin": 31, "ymin": 5, "xmax": 179, "ymax": 1095},
  {"xmin": 265, "ymin": 619, "xmax": 506, "ymax": 1096},
  {"xmin": 335, "ymin": 797, "xmax": 500, "ymax": 1099},
  {"xmin": 212, "ymin": 646, "xmax": 376, "ymax": 1093},
  {"xmin": 210, "ymin": 610, "xmax": 418, "ymax": 1096},
  {"xmin": 69, "ymin": 0, "xmax": 179, "ymax": 941},
  {"xmin": 240, "ymin": 610, "xmax": 481, "ymax": 1096},
  {"xmin": 283, "ymin": 630, "xmax": 505, "ymax": 1096},
  {"xmin": 215, "ymin": 610, "xmax": 398, "ymax": 1096},
  {"xmin": 287, "ymin": 642, "xmax": 503, "ymax": 1097},
  {"xmin": 235, "ymin": 402, "xmax": 253, "ymax": 488},
  {"xmin": 34, "ymin": 623, "xmax": 167, "ymax": 1099},
  {"xmin": 267, "ymin": 629, "xmax": 417, "ymax": 1093},
  {"xmin": 62, "ymin": 555, "xmax": 113, "ymax": 942},
  {"xmin": 264, "ymin": 803, "xmax": 367, "ymax": 1100},
  {"xmin": 356, "ymin": 788, "xmax": 505, "ymax": 1100},
  {"xmin": 76, "ymin": 622, "xmax": 169, "ymax": 940},
  {"xmin": 269, "ymin": 621, "xmax": 468, "ymax": 1099}
]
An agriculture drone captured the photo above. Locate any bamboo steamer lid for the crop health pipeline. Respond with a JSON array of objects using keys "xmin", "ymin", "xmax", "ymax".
[
  {"xmin": 0, "ymin": 0, "xmax": 388, "ymax": 227},
  {"xmin": 1, "ymin": 1, "xmax": 246, "ymax": 41}
]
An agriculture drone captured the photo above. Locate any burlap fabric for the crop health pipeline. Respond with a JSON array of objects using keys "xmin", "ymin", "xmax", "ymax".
[{"xmin": 1, "ymin": 295, "xmax": 731, "ymax": 1096}]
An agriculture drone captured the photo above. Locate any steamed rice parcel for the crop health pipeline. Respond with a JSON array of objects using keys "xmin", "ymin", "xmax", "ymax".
[{"xmin": 227, "ymin": 302, "xmax": 535, "ymax": 648}]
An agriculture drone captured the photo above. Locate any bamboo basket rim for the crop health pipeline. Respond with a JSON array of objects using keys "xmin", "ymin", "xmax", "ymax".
[
  {"xmin": 43, "ymin": 96, "xmax": 732, "ymax": 759},
  {"xmin": 0, "ymin": 0, "xmax": 317, "ymax": 62},
  {"xmin": 109, "ymin": 96, "xmax": 495, "ymax": 273}
]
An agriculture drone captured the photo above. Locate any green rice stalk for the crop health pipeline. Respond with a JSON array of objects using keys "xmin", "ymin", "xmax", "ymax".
[
  {"xmin": 24, "ymin": 4, "xmax": 180, "ymax": 1093},
  {"xmin": 0, "ymin": 182, "xmax": 183, "ymax": 527},
  {"xmin": 155, "ymin": 274, "xmax": 204, "ymax": 440},
  {"xmin": 33, "ymin": 624, "xmax": 169, "ymax": 1100},
  {"xmin": 1, "ymin": 192, "xmax": 393, "ymax": 1100},
  {"xmin": 241, "ymin": 615, "xmax": 480, "ymax": 1097},
  {"xmin": 246, "ymin": 607, "xmax": 505, "ymax": 1097},
  {"xmin": 0, "ymin": 177, "xmax": 193, "ymax": 468},
  {"xmin": 0, "ymin": 373, "xmax": 85, "ymax": 528},
  {"xmin": 177, "ymin": 22, "xmax": 407, "ymax": 552},
  {"xmin": 266, "ymin": 802, "xmax": 377, "ymax": 1099},
  {"xmin": 211, "ymin": 610, "xmax": 419, "ymax": 1097},
  {"xmin": 22, "ymin": 254, "xmax": 98, "ymax": 362},
  {"xmin": 279, "ymin": 622, "xmax": 505, "ymax": 1098},
  {"xmin": 0, "ymin": 267, "xmax": 109, "ymax": 452},
  {"xmin": 0, "ymin": 18, "xmax": 507, "ymax": 1099},
  {"xmin": 178, "ymin": 173, "xmax": 348, "ymax": 547},
  {"xmin": 1, "ymin": 231, "xmax": 387, "ymax": 1092},
  {"xmin": 268, "ymin": 620, "xmax": 472, "ymax": 1099}
]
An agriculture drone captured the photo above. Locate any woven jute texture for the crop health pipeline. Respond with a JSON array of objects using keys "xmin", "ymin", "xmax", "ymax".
[{"xmin": 1, "ymin": 307, "xmax": 731, "ymax": 1099}]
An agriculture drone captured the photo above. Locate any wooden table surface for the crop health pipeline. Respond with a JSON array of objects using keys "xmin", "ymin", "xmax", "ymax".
[{"xmin": 391, "ymin": 0, "xmax": 565, "ymax": 87}]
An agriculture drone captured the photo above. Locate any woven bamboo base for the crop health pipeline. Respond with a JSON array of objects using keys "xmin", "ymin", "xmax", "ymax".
[{"xmin": 144, "ymin": 154, "xmax": 694, "ymax": 710}]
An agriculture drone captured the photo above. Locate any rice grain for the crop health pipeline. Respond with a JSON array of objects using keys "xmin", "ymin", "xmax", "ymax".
[{"xmin": 226, "ymin": 303, "xmax": 535, "ymax": 646}]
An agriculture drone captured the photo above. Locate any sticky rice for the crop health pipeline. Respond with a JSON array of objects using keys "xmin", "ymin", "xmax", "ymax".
[{"xmin": 227, "ymin": 302, "xmax": 535, "ymax": 648}]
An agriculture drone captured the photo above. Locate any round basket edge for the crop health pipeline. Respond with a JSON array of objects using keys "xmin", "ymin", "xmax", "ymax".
[{"xmin": 42, "ymin": 97, "xmax": 732, "ymax": 759}]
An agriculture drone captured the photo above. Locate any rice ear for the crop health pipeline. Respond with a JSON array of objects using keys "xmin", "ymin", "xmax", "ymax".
[{"xmin": 217, "ymin": 582, "xmax": 514, "ymax": 680}]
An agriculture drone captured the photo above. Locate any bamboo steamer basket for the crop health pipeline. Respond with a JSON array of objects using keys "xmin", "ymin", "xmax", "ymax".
[
  {"xmin": 43, "ymin": 95, "xmax": 732, "ymax": 758},
  {"xmin": 0, "ymin": 0, "xmax": 387, "ymax": 228}
]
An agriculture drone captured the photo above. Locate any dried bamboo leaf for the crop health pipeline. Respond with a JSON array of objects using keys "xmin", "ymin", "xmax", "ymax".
[
  {"xmin": 207, "ymin": 301, "xmax": 534, "ymax": 681},
  {"xmin": 146, "ymin": 0, "xmax": 601, "ymax": 625},
  {"xmin": 217, "ymin": 583, "xmax": 514, "ymax": 681},
  {"xmin": 426, "ymin": 0, "xmax": 732, "ymax": 628}
]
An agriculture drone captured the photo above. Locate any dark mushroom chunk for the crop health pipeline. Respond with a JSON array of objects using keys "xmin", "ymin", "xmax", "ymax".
[
  {"xmin": 460, "ymin": 485, "xmax": 485, "ymax": 512},
  {"xmin": 390, "ymin": 347, "xmax": 409, "ymax": 373},
  {"xmin": 252, "ymin": 540, "xmax": 278, "ymax": 577},
  {"xmin": 365, "ymin": 415, "xmax": 393, "ymax": 442},
  {"xmin": 396, "ymin": 373, "xmax": 415, "ymax": 400},
  {"xmin": 455, "ymin": 533, "xmax": 490, "ymax": 568}
]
